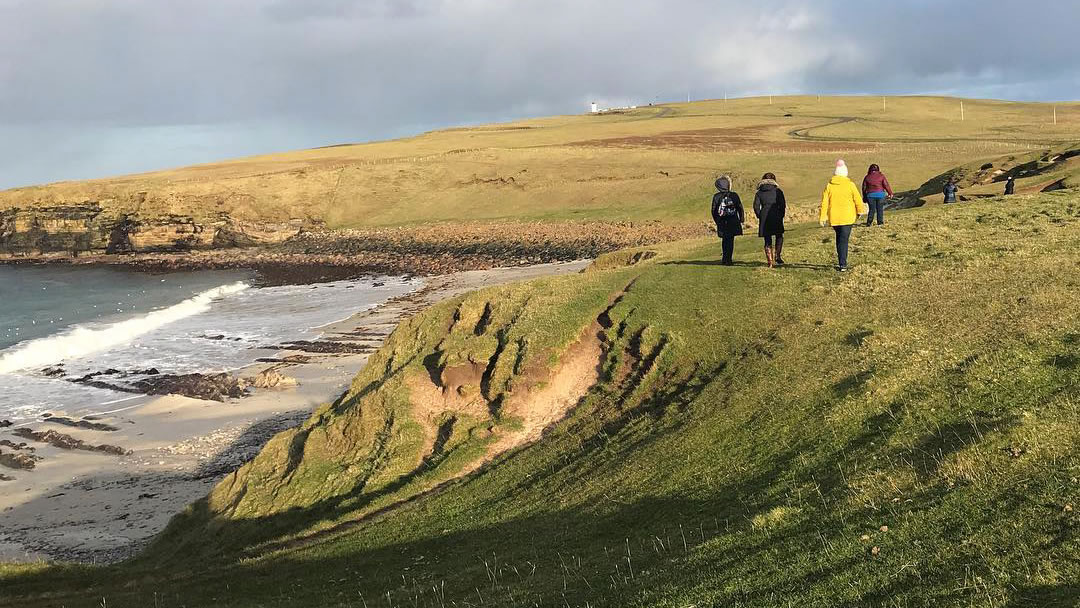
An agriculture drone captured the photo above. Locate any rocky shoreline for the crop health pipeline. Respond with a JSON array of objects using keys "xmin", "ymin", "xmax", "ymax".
[
  {"xmin": 1, "ymin": 220, "xmax": 706, "ymax": 284},
  {"xmin": 0, "ymin": 261, "xmax": 590, "ymax": 564}
]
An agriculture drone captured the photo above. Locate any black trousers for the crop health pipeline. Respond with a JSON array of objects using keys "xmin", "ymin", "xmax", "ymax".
[
  {"xmin": 721, "ymin": 235, "xmax": 735, "ymax": 263},
  {"xmin": 833, "ymin": 225, "xmax": 852, "ymax": 268}
]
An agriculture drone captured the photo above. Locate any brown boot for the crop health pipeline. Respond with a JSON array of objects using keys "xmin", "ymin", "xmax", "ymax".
[
  {"xmin": 765, "ymin": 246, "xmax": 775, "ymax": 268},
  {"xmin": 774, "ymin": 236, "xmax": 785, "ymax": 266}
]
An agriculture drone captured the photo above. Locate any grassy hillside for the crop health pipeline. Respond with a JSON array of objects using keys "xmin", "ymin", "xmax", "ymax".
[
  {"xmin": 3, "ymin": 191, "xmax": 1078, "ymax": 607},
  {"xmin": 2, "ymin": 96, "xmax": 1078, "ymax": 229},
  {"xmin": 907, "ymin": 142, "xmax": 1080, "ymax": 204}
]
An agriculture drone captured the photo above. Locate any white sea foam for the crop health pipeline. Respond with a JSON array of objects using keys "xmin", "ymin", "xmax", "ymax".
[
  {"xmin": 0, "ymin": 282, "xmax": 250, "ymax": 374},
  {"xmin": 0, "ymin": 275, "xmax": 421, "ymax": 424}
]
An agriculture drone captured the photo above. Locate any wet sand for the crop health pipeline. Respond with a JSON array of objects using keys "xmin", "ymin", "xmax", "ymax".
[{"xmin": 0, "ymin": 261, "xmax": 588, "ymax": 564}]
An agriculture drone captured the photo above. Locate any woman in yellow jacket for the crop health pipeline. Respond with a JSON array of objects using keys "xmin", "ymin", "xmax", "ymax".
[{"xmin": 820, "ymin": 160, "xmax": 867, "ymax": 272}]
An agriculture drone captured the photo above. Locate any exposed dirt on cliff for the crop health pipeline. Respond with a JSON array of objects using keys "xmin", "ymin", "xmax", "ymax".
[{"xmin": 480, "ymin": 320, "xmax": 604, "ymax": 465}]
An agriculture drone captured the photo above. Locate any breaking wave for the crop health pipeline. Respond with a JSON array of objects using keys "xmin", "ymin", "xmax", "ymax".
[{"xmin": 0, "ymin": 282, "xmax": 250, "ymax": 375}]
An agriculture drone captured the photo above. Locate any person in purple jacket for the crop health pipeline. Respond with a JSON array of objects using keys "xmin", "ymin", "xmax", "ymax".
[{"xmin": 862, "ymin": 164, "xmax": 894, "ymax": 226}]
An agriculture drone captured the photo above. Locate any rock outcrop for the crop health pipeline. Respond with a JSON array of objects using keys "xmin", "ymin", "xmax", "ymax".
[
  {"xmin": 12, "ymin": 428, "xmax": 129, "ymax": 456},
  {"xmin": 1, "ymin": 213, "xmax": 706, "ymax": 278},
  {"xmin": 130, "ymin": 373, "xmax": 250, "ymax": 402},
  {"xmin": 0, "ymin": 449, "xmax": 39, "ymax": 470},
  {"xmin": 248, "ymin": 368, "xmax": 299, "ymax": 390},
  {"xmin": 42, "ymin": 417, "xmax": 121, "ymax": 432},
  {"xmin": 0, "ymin": 203, "xmax": 311, "ymax": 256}
]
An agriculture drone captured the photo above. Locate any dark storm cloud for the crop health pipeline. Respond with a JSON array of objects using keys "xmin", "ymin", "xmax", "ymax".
[{"xmin": 0, "ymin": 0, "xmax": 1076, "ymax": 187}]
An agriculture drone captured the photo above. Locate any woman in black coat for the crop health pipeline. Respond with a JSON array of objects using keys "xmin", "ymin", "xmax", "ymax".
[
  {"xmin": 753, "ymin": 172, "xmax": 786, "ymax": 267},
  {"xmin": 711, "ymin": 175, "xmax": 744, "ymax": 266}
]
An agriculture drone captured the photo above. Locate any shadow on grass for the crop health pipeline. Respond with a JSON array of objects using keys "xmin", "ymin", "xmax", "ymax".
[
  {"xmin": 662, "ymin": 260, "xmax": 833, "ymax": 270},
  {"xmin": 3, "ymin": 451, "xmax": 1071, "ymax": 608},
  {"xmin": 844, "ymin": 327, "xmax": 874, "ymax": 348},
  {"xmin": 831, "ymin": 369, "xmax": 874, "ymax": 398},
  {"xmin": 0, "ymin": 496, "xmax": 774, "ymax": 606},
  {"xmin": 0, "ymin": 421, "xmax": 860, "ymax": 607},
  {"xmin": 0, "ymin": 319, "xmax": 1072, "ymax": 607},
  {"xmin": 0, "ymin": 364, "xmax": 1070, "ymax": 608},
  {"xmin": 1002, "ymin": 584, "xmax": 1080, "ymax": 608}
]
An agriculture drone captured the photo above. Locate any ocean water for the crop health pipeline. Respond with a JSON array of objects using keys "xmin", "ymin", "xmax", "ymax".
[{"xmin": 0, "ymin": 266, "xmax": 421, "ymax": 424}]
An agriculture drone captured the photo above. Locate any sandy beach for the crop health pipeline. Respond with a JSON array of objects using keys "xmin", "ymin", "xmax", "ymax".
[{"xmin": 0, "ymin": 260, "xmax": 588, "ymax": 564}]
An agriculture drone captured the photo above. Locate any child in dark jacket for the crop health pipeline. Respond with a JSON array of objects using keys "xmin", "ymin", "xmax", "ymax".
[
  {"xmin": 944, "ymin": 178, "xmax": 959, "ymax": 204},
  {"xmin": 711, "ymin": 175, "xmax": 745, "ymax": 266}
]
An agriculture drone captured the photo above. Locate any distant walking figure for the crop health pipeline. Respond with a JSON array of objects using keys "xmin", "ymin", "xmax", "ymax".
[
  {"xmin": 753, "ymin": 172, "xmax": 786, "ymax": 267},
  {"xmin": 943, "ymin": 178, "xmax": 959, "ymax": 204},
  {"xmin": 820, "ymin": 160, "xmax": 866, "ymax": 272},
  {"xmin": 1004, "ymin": 175, "xmax": 1016, "ymax": 195},
  {"xmin": 711, "ymin": 176, "xmax": 745, "ymax": 266},
  {"xmin": 862, "ymin": 164, "xmax": 893, "ymax": 226}
]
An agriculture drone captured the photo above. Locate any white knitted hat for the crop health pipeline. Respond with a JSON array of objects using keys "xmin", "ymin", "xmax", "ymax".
[{"xmin": 835, "ymin": 159, "xmax": 849, "ymax": 177}]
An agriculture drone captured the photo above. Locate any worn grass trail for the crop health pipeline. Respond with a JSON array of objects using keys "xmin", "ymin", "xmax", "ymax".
[{"xmin": 2, "ymin": 193, "xmax": 1078, "ymax": 607}]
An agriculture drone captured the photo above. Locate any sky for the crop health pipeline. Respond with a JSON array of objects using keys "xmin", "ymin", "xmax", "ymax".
[{"xmin": 1, "ymin": 0, "xmax": 1077, "ymax": 189}]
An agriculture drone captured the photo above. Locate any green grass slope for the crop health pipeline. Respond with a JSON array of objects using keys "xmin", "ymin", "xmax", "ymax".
[
  {"xmin": 906, "ymin": 142, "xmax": 1080, "ymax": 205},
  {"xmin": 3, "ymin": 193, "xmax": 1079, "ymax": 607}
]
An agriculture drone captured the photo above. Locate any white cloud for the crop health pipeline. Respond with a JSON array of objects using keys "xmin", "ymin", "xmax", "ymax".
[{"xmin": 0, "ymin": 0, "xmax": 1076, "ymax": 187}]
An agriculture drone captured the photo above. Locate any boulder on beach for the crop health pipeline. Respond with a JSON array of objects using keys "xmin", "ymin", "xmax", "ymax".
[
  {"xmin": 249, "ymin": 368, "xmax": 299, "ymax": 390},
  {"xmin": 0, "ymin": 448, "xmax": 39, "ymax": 470},
  {"xmin": 131, "ymin": 373, "xmax": 250, "ymax": 402}
]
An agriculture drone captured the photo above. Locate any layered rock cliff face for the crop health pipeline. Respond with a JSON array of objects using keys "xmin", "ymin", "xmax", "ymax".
[{"xmin": 0, "ymin": 203, "xmax": 311, "ymax": 256}]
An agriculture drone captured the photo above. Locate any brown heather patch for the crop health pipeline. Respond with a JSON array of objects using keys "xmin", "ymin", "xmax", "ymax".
[{"xmin": 567, "ymin": 124, "xmax": 879, "ymax": 154}]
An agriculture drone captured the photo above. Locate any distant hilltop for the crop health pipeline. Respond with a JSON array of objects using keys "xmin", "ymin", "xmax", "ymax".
[{"xmin": 1, "ymin": 96, "xmax": 1076, "ymax": 259}]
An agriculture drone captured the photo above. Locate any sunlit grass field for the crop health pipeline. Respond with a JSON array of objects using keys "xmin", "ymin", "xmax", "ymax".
[
  {"xmin": 2, "ymin": 96, "xmax": 1078, "ymax": 606},
  {"xmin": 3, "ymin": 191, "xmax": 1077, "ymax": 607},
  {"xmin": 2, "ymin": 96, "xmax": 1077, "ymax": 229}
]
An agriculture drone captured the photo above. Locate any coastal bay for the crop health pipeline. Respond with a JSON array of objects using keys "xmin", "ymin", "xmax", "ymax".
[{"xmin": 0, "ymin": 261, "xmax": 587, "ymax": 563}]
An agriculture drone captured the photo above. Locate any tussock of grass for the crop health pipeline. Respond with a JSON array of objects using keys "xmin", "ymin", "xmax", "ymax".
[{"xmin": 3, "ymin": 194, "xmax": 1079, "ymax": 607}]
